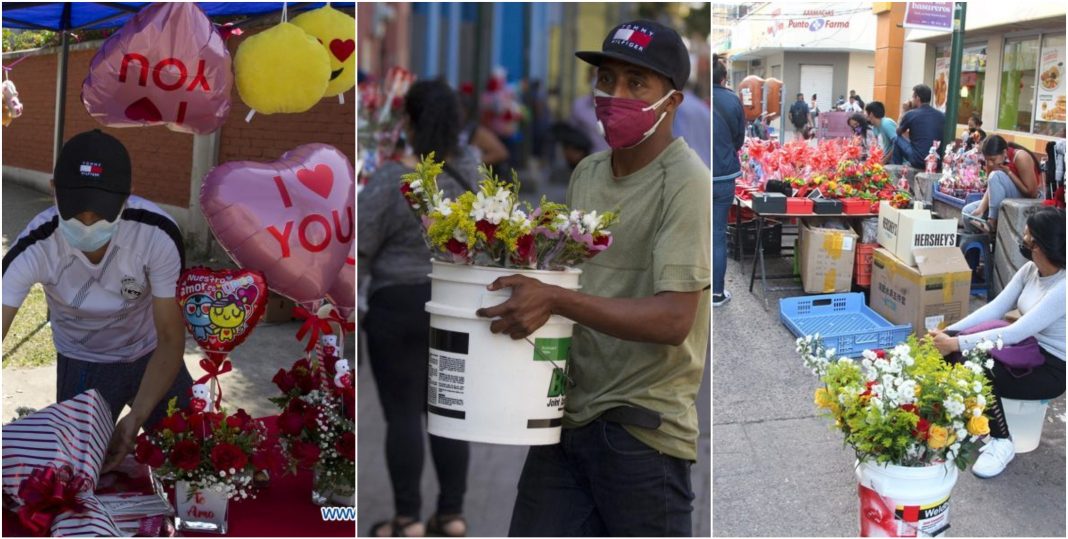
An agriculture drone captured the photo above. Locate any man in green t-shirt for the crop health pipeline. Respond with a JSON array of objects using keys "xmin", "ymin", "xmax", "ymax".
[{"xmin": 476, "ymin": 20, "xmax": 710, "ymax": 537}]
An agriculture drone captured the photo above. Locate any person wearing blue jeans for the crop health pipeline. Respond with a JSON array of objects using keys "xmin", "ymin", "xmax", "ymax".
[
  {"xmin": 962, "ymin": 135, "xmax": 1043, "ymax": 234},
  {"xmin": 712, "ymin": 54, "xmax": 745, "ymax": 307}
]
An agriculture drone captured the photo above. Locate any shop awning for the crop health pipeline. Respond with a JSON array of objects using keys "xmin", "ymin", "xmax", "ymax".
[{"xmin": 2, "ymin": 2, "xmax": 354, "ymax": 31}]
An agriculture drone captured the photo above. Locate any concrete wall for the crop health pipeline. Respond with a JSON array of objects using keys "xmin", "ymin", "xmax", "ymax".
[{"xmin": 847, "ymin": 51, "xmax": 875, "ymax": 103}]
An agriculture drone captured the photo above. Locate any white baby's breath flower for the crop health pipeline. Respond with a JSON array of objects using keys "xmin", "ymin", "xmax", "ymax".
[
  {"xmin": 984, "ymin": 359, "xmax": 994, "ymax": 370},
  {"xmin": 995, "ymin": 337, "xmax": 1004, "ymax": 350}
]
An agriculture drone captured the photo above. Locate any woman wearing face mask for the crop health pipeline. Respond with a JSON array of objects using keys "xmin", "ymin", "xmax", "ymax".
[
  {"xmin": 1, "ymin": 129, "xmax": 193, "ymax": 476},
  {"xmin": 929, "ymin": 207, "xmax": 1065, "ymax": 478},
  {"xmin": 847, "ymin": 113, "xmax": 874, "ymax": 159},
  {"xmin": 963, "ymin": 112, "xmax": 987, "ymax": 152},
  {"xmin": 962, "ymin": 135, "xmax": 1043, "ymax": 234}
]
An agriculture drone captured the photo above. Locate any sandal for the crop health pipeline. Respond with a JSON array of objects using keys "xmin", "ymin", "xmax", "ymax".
[
  {"xmin": 426, "ymin": 513, "xmax": 467, "ymax": 537},
  {"xmin": 368, "ymin": 516, "xmax": 425, "ymax": 537}
]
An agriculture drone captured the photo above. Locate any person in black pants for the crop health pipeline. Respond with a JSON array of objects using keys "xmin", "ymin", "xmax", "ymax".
[{"xmin": 358, "ymin": 80, "xmax": 483, "ymax": 537}]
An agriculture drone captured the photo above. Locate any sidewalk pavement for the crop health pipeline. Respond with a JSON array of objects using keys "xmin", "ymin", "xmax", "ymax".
[
  {"xmin": 2, "ymin": 180, "xmax": 355, "ymax": 429},
  {"xmin": 357, "ymin": 328, "xmax": 711, "ymax": 536},
  {"xmin": 713, "ymin": 252, "xmax": 1065, "ymax": 536}
]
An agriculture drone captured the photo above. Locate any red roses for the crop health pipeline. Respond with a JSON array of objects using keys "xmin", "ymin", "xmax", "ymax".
[
  {"xmin": 171, "ymin": 440, "xmax": 202, "ymax": 471},
  {"xmin": 210, "ymin": 443, "xmax": 249, "ymax": 472},
  {"xmin": 290, "ymin": 440, "xmax": 322, "ymax": 469}
]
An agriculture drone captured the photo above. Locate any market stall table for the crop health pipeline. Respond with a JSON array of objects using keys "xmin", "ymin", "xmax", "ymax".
[
  {"xmin": 734, "ymin": 196, "xmax": 878, "ymax": 309},
  {"xmin": 2, "ymin": 416, "xmax": 355, "ymax": 537}
]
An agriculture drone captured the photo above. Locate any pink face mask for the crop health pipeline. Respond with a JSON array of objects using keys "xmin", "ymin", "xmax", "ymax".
[{"xmin": 594, "ymin": 89, "xmax": 677, "ymax": 149}]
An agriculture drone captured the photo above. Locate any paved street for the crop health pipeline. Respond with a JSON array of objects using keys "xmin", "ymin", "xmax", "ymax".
[{"xmin": 712, "ymin": 251, "xmax": 1066, "ymax": 536}]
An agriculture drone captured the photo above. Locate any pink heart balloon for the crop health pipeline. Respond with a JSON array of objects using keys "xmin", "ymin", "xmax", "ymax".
[
  {"xmin": 200, "ymin": 144, "xmax": 355, "ymax": 304},
  {"xmin": 326, "ymin": 237, "xmax": 355, "ymax": 319},
  {"xmin": 81, "ymin": 3, "xmax": 232, "ymax": 135}
]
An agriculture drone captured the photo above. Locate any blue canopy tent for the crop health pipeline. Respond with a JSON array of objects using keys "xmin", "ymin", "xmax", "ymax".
[{"xmin": 1, "ymin": 2, "xmax": 354, "ymax": 164}]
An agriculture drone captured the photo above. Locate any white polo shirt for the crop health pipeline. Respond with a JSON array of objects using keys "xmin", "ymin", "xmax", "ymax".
[{"xmin": 2, "ymin": 195, "xmax": 184, "ymax": 364}]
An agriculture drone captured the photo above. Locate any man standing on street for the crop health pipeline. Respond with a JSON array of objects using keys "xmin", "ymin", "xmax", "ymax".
[
  {"xmin": 712, "ymin": 53, "xmax": 744, "ymax": 307},
  {"xmin": 788, "ymin": 92, "xmax": 810, "ymax": 141},
  {"xmin": 892, "ymin": 84, "xmax": 946, "ymax": 170},
  {"xmin": 480, "ymin": 20, "xmax": 710, "ymax": 536},
  {"xmin": 2, "ymin": 129, "xmax": 193, "ymax": 474}
]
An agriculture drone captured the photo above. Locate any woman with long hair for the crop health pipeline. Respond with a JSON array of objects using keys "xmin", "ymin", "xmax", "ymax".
[
  {"xmin": 930, "ymin": 207, "xmax": 1065, "ymax": 478},
  {"xmin": 359, "ymin": 79, "xmax": 479, "ymax": 537},
  {"xmin": 962, "ymin": 135, "xmax": 1043, "ymax": 234}
]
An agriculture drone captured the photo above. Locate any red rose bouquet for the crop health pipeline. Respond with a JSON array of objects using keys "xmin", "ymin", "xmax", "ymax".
[{"xmin": 135, "ymin": 398, "xmax": 280, "ymax": 502}]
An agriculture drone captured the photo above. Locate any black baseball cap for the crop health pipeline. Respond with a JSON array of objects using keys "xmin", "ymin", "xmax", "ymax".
[
  {"xmin": 53, "ymin": 129, "xmax": 131, "ymax": 221},
  {"xmin": 576, "ymin": 20, "xmax": 691, "ymax": 91}
]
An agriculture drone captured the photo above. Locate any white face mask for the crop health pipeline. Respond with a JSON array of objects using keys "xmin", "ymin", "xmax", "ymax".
[{"xmin": 56, "ymin": 200, "xmax": 122, "ymax": 252}]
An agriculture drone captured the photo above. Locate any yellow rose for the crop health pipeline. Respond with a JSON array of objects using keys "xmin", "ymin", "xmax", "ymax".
[
  {"xmin": 814, "ymin": 388, "xmax": 833, "ymax": 409},
  {"xmin": 927, "ymin": 425, "xmax": 950, "ymax": 449},
  {"xmin": 967, "ymin": 415, "xmax": 990, "ymax": 436}
]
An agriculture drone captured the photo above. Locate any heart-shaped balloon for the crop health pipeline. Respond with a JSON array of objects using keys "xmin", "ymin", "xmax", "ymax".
[
  {"xmin": 176, "ymin": 267, "xmax": 268, "ymax": 362},
  {"xmin": 81, "ymin": 3, "xmax": 232, "ymax": 134},
  {"xmin": 325, "ymin": 238, "xmax": 355, "ymax": 319},
  {"xmin": 200, "ymin": 144, "xmax": 355, "ymax": 304}
]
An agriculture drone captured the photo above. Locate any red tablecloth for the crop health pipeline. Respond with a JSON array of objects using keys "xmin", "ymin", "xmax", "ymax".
[{"xmin": 3, "ymin": 416, "xmax": 354, "ymax": 537}]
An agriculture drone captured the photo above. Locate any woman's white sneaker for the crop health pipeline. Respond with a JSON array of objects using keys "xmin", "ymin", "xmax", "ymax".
[{"xmin": 972, "ymin": 438, "xmax": 1015, "ymax": 478}]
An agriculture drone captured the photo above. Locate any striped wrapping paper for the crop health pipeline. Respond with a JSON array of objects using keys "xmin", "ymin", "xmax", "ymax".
[{"xmin": 2, "ymin": 389, "xmax": 125, "ymax": 536}]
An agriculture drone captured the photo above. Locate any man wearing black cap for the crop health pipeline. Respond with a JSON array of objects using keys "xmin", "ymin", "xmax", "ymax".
[
  {"xmin": 2, "ymin": 129, "xmax": 193, "ymax": 473},
  {"xmin": 476, "ymin": 20, "xmax": 709, "ymax": 536}
]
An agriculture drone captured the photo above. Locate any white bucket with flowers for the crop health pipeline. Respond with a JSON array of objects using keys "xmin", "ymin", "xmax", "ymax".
[
  {"xmin": 401, "ymin": 155, "xmax": 617, "ymax": 445},
  {"xmin": 798, "ymin": 335, "xmax": 999, "ymax": 537}
]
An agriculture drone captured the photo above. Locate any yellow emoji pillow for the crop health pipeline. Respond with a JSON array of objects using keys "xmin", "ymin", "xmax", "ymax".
[
  {"xmin": 291, "ymin": 6, "xmax": 356, "ymax": 98},
  {"xmin": 235, "ymin": 22, "xmax": 331, "ymax": 114}
]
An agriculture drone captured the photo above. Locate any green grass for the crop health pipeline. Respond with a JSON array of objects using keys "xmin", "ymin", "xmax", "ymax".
[{"xmin": 2, "ymin": 283, "xmax": 56, "ymax": 368}]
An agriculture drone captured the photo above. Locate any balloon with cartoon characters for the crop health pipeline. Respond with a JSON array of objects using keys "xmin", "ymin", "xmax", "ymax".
[{"xmin": 176, "ymin": 267, "xmax": 268, "ymax": 363}]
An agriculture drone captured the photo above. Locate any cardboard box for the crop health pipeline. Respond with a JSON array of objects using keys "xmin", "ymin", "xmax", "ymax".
[
  {"xmin": 877, "ymin": 201, "xmax": 959, "ymax": 266},
  {"xmin": 799, "ymin": 220, "xmax": 858, "ymax": 293},
  {"xmin": 869, "ymin": 247, "xmax": 971, "ymax": 337},
  {"xmin": 264, "ymin": 292, "xmax": 296, "ymax": 323}
]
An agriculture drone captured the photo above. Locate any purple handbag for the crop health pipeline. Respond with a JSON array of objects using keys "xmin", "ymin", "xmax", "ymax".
[{"xmin": 958, "ymin": 320, "xmax": 1046, "ymax": 376}]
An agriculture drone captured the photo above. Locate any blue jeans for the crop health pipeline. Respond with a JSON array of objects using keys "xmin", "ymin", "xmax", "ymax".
[
  {"xmin": 961, "ymin": 170, "xmax": 1033, "ymax": 233},
  {"xmin": 890, "ymin": 136, "xmax": 925, "ymax": 169},
  {"xmin": 508, "ymin": 419, "xmax": 694, "ymax": 536},
  {"xmin": 712, "ymin": 180, "xmax": 735, "ymax": 295}
]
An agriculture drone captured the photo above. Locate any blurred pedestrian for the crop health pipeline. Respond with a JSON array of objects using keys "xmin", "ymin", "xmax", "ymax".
[
  {"xmin": 490, "ymin": 20, "xmax": 709, "ymax": 537},
  {"xmin": 672, "ymin": 82, "xmax": 711, "ymax": 168},
  {"xmin": 788, "ymin": 92, "xmax": 810, "ymax": 142},
  {"xmin": 458, "ymin": 81, "xmax": 510, "ymax": 167},
  {"xmin": 571, "ymin": 65, "xmax": 611, "ymax": 154},
  {"xmin": 809, "ymin": 93, "xmax": 820, "ymax": 126},
  {"xmin": 865, "ymin": 101, "xmax": 898, "ymax": 164},
  {"xmin": 964, "ymin": 111, "xmax": 987, "ymax": 152},
  {"xmin": 549, "ymin": 121, "xmax": 593, "ymax": 184},
  {"xmin": 713, "ymin": 53, "xmax": 744, "ymax": 307},
  {"xmin": 359, "ymin": 79, "xmax": 479, "ymax": 538}
]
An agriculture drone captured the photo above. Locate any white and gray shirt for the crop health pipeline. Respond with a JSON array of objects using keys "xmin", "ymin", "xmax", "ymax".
[{"xmin": 2, "ymin": 195, "xmax": 184, "ymax": 364}]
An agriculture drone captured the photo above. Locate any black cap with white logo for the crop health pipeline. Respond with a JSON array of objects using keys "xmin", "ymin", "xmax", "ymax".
[
  {"xmin": 53, "ymin": 129, "xmax": 131, "ymax": 221},
  {"xmin": 576, "ymin": 20, "xmax": 691, "ymax": 91}
]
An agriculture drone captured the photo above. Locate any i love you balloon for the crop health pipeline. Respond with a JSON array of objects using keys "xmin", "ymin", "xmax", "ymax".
[
  {"xmin": 81, "ymin": 3, "xmax": 232, "ymax": 134},
  {"xmin": 326, "ymin": 239, "xmax": 355, "ymax": 320},
  {"xmin": 177, "ymin": 267, "xmax": 268, "ymax": 361},
  {"xmin": 200, "ymin": 144, "xmax": 355, "ymax": 304}
]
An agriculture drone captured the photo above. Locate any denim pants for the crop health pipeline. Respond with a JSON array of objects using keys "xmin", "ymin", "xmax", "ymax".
[
  {"xmin": 961, "ymin": 171, "xmax": 1032, "ymax": 233},
  {"xmin": 890, "ymin": 136, "xmax": 925, "ymax": 169},
  {"xmin": 712, "ymin": 179, "xmax": 736, "ymax": 296},
  {"xmin": 508, "ymin": 419, "xmax": 694, "ymax": 536}
]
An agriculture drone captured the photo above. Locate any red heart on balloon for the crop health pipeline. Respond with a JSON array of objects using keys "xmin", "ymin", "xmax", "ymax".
[
  {"xmin": 329, "ymin": 39, "xmax": 355, "ymax": 62},
  {"xmin": 176, "ymin": 267, "xmax": 268, "ymax": 362},
  {"xmin": 124, "ymin": 97, "xmax": 163, "ymax": 122},
  {"xmin": 297, "ymin": 164, "xmax": 334, "ymax": 199},
  {"xmin": 200, "ymin": 144, "xmax": 355, "ymax": 304}
]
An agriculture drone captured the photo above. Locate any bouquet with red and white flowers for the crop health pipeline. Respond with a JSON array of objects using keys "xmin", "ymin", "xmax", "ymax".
[
  {"xmin": 357, "ymin": 66, "xmax": 416, "ymax": 182},
  {"xmin": 270, "ymin": 348, "xmax": 355, "ymax": 502},
  {"xmin": 400, "ymin": 153, "xmax": 618, "ymax": 270},
  {"xmin": 134, "ymin": 398, "xmax": 282, "ymax": 502}
]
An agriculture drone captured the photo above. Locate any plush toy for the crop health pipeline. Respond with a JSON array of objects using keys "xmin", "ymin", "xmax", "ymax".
[
  {"xmin": 190, "ymin": 383, "xmax": 212, "ymax": 413},
  {"xmin": 291, "ymin": 5, "xmax": 355, "ymax": 102},
  {"xmin": 320, "ymin": 334, "xmax": 339, "ymax": 359},
  {"xmin": 334, "ymin": 358, "xmax": 352, "ymax": 389},
  {"xmin": 2, "ymin": 79, "xmax": 23, "ymax": 127},
  {"xmin": 234, "ymin": 22, "xmax": 331, "ymax": 119}
]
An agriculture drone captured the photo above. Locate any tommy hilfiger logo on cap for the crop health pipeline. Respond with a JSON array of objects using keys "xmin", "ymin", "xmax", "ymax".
[
  {"xmin": 611, "ymin": 25, "xmax": 654, "ymax": 51},
  {"xmin": 80, "ymin": 161, "xmax": 103, "ymax": 177}
]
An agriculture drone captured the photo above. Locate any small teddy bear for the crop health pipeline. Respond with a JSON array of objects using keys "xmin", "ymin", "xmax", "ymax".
[
  {"xmin": 320, "ymin": 334, "xmax": 339, "ymax": 360},
  {"xmin": 190, "ymin": 383, "xmax": 212, "ymax": 413},
  {"xmin": 333, "ymin": 358, "xmax": 352, "ymax": 389}
]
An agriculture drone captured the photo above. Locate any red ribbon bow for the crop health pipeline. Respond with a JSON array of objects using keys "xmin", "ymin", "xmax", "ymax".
[
  {"xmin": 17, "ymin": 465, "xmax": 90, "ymax": 536},
  {"xmin": 326, "ymin": 308, "xmax": 356, "ymax": 334},
  {"xmin": 194, "ymin": 358, "xmax": 234, "ymax": 410},
  {"xmin": 293, "ymin": 306, "xmax": 334, "ymax": 352}
]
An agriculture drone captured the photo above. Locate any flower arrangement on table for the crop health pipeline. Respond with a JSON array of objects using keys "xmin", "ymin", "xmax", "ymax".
[
  {"xmin": 270, "ymin": 349, "xmax": 355, "ymax": 503},
  {"xmin": 134, "ymin": 398, "xmax": 281, "ymax": 501},
  {"xmin": 798, "ymin": 335, "xmax": 996, "ymax": 469},
  {"xmin": 400, "ymin": 153, "xmax": 618, "ymax": 270},
  {"xmin": 939, "ymin": 144, "xmax": 987, "ymax": 198}
]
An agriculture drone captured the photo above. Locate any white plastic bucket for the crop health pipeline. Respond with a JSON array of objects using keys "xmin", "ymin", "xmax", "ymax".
[
  {"xmin": 1001, "ymin": 398, "xmax": 1050, "ymax": 453},
  {"xmin": 855, "ymin": 460, "xmax": 958, "ymax": 537},
  {"xmin": 425, "ymin": 260, "xmax": 581, "ymax": 445}
]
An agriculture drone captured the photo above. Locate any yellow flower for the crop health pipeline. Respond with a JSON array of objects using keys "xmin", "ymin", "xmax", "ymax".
[
  {"xmin": 927, "ymin": 425, "xmax": 950, "ymax": 449},
  {"xmin": 814, "ymin": 388, "xmax": 833, "ymax": 409},
  {"xmin": 828, "ymin": 181, "xmax": 838, "ymax": 190},
  {"xmin": 967, "ymin": 415, "xmax": 990, "ymax": 436},
  {"xmin": 914, "ymin": 385, "xmax": 922, "ymax": 397}
]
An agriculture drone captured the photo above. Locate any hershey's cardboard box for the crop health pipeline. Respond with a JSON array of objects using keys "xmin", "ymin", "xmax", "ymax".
[
  {"xmin": 876, "ymin": 201, "xmax": 958, "ymax": 267},
  {"xmin": 869, "ymin": 247, "xmax": 972, "ymax": 337},
  {"xmin": 799, "ymin": 220, "xmax": 858, "ymax": 294}
]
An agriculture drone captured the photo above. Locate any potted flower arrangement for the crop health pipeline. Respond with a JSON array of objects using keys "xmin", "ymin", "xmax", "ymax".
[
  {"xmin": 270, "ymin": 350, "xmax": 355, "ymax": 506},
  {"xmin": 135, "ymin": 398, "xmax": 282, "ymax": 534},
  {"xmin": 797, "ymin": 335, "xmax": 997, "ymax": 536},
  {"xmin": 398, "ymin": 154, "xmax": 617, "ymax": 445}
]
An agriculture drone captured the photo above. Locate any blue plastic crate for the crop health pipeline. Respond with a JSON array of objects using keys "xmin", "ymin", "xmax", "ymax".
[
  {"xmin": 780, "ymin": 293, "xmax": 912, "ymax": 357},
  {"xmin": 932, "ymin": 190, "xmax": 983, "ymax": 208}
]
